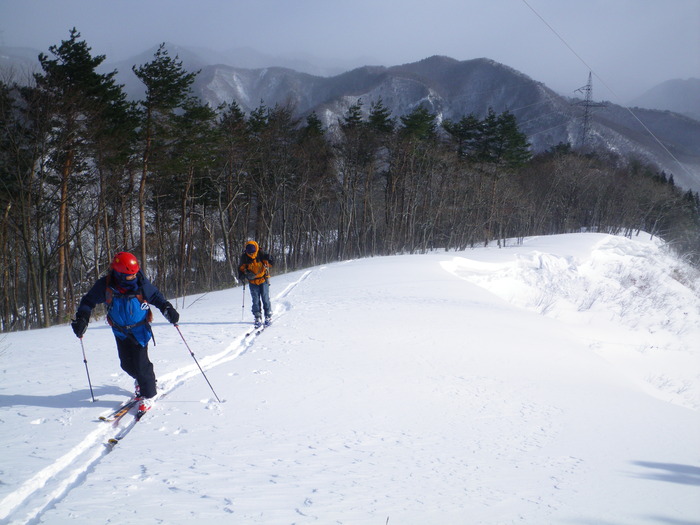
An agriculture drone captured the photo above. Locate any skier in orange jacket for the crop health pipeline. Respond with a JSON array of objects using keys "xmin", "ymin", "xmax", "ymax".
[{"xmin": 238, "ymin": 240, "xmax": 274, "ymax": 328}]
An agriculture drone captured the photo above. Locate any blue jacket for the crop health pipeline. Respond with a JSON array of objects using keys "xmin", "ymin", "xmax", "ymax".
[{"xmin": 77, "ymin": 271, "xmax": 169, "ymax": 346}]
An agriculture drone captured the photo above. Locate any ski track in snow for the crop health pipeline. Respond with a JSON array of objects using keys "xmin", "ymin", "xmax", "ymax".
[{"xmin": 0, "ymin": 270, "xmax": 312, "ymax": 525}]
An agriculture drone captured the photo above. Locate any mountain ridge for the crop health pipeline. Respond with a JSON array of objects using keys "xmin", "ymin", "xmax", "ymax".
[
  {"xmin": 630, "ymin": 78, "xmax": 700, "ymax": 121},
  {"xmin": 2, "ymin": 45, "xmax": 699, "ymax": 191},
  {"xmin": 191, "ymin": 55, "xmax": 700, "ymax": 191}
]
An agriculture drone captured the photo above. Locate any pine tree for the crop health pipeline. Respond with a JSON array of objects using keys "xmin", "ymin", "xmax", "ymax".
[
  {"xmin": 342, "ymin": 100, "xmax": 364, "ymax": 129},
  {"xmin": 476, "ymin": 109, "xmax": 531, "ymax": 168},
  {"xmin": 494, "ymin": 111, "xmax": 531, "ymax": 168},
  {"xmin": 33, "ymin": 28, "xmax": 130, "ymax": 323},
  {"xmin": 399, "ymin": 105, "xmax": 437, "ymax": 140},
  {"xmin": 301, "ymin": 111, "xmax": 324, "ymax": 138},
  {"xmin": 217, "ymin": 101, "xmax": 250, "ymax": 272},
  {"xmin": 168, "ymin": 98, "xmax": 219, "ymax": 295},
  {"xmin": 368, "ymin": 99, "xmax": 394, "ymax": 135},
  {"xmin": 442, "ymin": 114, "xmax": 481, "ymax": 157},
  {"xmin": 132, "ymin": 43, "xmax": 199, "ymax": 271}
]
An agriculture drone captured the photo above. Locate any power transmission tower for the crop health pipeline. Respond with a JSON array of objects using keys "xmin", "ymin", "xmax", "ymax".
[{"xmin": 574, "ymin": 71, "xmax": 606, "ymax": 147}]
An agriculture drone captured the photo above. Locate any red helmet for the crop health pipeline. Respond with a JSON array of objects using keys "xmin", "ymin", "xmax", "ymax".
[{"xmin": 111, "ymin": 252, "xmax": 140, "ymax": 275}]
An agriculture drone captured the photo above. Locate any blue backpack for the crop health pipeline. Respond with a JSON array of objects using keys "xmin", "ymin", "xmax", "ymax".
[{"xmin": 105, "ymin": 274, "xmax": 154, "ymax": 346}]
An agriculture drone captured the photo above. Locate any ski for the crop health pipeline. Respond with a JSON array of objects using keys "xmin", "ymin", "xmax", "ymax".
[
  {"xmin": 246, "ymin": 325, "xmax": 263, "ymax": 336},
  {"xmin": 246, "ymin": 319, "xmax": 272, "ymax": 337},
  {"xmin": 99, "ymin": 397, "xmax": 140, "ymax": 422},
  {"xmin": 106, "ymin": 405, "xmax": 150, "ymax": 446},
  {"xmin": 246, "ymin": 325, "xmax": 266, "ymax": 337}
]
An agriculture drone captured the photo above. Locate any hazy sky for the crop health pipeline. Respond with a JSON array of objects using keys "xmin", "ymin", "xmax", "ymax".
[{"xmin": 1, "ymin": 0, "xmax": 698, "ymax": 102}]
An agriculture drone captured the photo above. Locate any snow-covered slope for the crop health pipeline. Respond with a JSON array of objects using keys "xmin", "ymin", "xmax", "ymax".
[{"xmin": 1, "ymin": 233, "xmax": 698, "ymax": 524}]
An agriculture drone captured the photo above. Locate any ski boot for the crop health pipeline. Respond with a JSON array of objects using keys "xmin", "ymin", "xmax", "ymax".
[{"xmin": 138, "ymin": 397, "xmax": 152, "ymax": 413}]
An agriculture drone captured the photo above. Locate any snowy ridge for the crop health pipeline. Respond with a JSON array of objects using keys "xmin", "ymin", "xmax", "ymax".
[{"xmin": 0, "ymin": 236, "xmax": 698, "ymax": 524}]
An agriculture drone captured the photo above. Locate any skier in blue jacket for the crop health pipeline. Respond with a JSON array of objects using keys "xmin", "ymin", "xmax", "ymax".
[{"xmin": 71, "ymin": 252, "xmax": 179, "ymax": 412}]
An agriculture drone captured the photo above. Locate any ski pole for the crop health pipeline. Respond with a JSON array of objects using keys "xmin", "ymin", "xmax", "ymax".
[
  {"xmin": 241, "ymin": 283, "xmax": 245, "ymax": 321},
  {"xmin": 79, "ymin": 338, "xmax": 96, "ymax": 402},
  {"xmin": 174, "ymin": 324, "xmax": 222, "ymax": 402}
]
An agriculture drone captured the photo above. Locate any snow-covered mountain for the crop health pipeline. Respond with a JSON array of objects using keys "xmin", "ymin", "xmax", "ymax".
[
  {"xmin": 102, "ymin": 43, "xmax": 365, "ymax": 102},
  {"xmin": 630, "ymin": 78, "xmax": 700, "ymax": 121},
  {"xmin": 191, "ymin": 55, "xmax": 700, "ymax": 191},
  {"xmin": 1, "ymin": 232, "xmax": 699, "ymax": 524}
]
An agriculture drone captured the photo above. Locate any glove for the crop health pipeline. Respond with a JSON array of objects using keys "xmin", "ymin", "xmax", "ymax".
[
  {"xmin": 161, "ymin": 302, "xmax": 179, "ymax": 324},
  {"xmin": 71, "ymin": 311, "xmax": 89, "ymax": 338}
]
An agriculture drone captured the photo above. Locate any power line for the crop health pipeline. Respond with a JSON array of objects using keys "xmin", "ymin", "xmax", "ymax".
[
  {"xmin": 519, "ymin": 0, "xmax": 695, "ymax": 181},
  {"xmin": 519, "ymin": 0, "xmax": 596, "ymax": 74}
]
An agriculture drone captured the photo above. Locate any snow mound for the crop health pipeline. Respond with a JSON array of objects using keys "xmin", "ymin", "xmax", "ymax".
[{"xmin": 443, "ymin": 233, "xmax": 700, "ymax": 409}]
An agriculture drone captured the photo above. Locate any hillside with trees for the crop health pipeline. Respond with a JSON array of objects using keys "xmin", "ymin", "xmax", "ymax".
[{"xmin": 1, "ymin": 32, "xmax": 699, "ymax": 331}]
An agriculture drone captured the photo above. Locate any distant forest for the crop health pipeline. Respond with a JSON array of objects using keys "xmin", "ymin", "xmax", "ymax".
[{"xmin": 2, "ymin": 31, "xmax": 699, "ymax": 331}]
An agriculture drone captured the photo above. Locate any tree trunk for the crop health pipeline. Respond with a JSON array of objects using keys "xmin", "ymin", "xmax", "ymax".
[
  {"xmin": 56, "ymin": 150, "xmax": 73, "ymax": 324},
  {"xmin": 140, "ymin": 108, "xmax": 152, "ymax": 271}
]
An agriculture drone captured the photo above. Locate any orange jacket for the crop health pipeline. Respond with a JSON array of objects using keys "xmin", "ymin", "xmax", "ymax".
[{"xmin": 238, "ymin": 240, "xmax": 273, "ymax": 285}]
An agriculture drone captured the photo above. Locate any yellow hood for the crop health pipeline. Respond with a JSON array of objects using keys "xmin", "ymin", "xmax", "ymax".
[{"xmin": 245, "ymin": 240, "xmax": 259, "ymax": 259}]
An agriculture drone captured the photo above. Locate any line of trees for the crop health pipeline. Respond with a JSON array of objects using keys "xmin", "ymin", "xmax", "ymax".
[{"xmin": 2, "ymin": 31, "xmax": 699, "ymax": 331}]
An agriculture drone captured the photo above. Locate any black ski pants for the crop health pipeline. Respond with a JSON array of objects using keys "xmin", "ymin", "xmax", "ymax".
[{"xmin": 115, "ymin": 336, "xmax": 157, "ymax": 398}]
